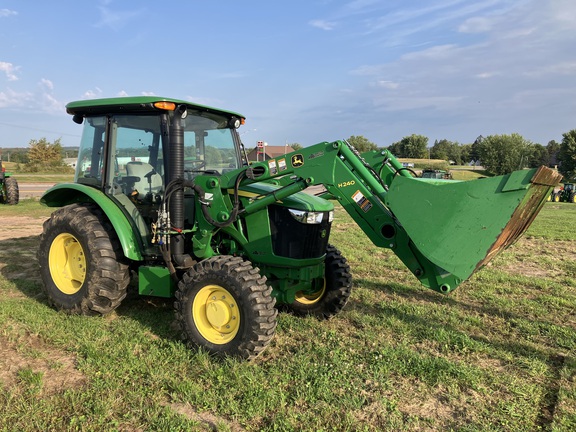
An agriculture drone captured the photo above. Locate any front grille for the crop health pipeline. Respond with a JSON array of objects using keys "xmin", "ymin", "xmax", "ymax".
[{"xmin": 269, "ymin": 205, "xmax": 331, "ymax": 259}]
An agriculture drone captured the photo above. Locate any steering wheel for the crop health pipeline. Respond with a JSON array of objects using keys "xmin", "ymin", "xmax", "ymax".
[{"xmin": 185, "ymin": 160, "xmax": 206, "ymax": 171}]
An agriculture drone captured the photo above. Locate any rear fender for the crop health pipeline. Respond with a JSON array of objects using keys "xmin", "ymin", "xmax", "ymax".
[{"xmin": 40, "ymin": 183, "xmax": 143, "ymax": 261}]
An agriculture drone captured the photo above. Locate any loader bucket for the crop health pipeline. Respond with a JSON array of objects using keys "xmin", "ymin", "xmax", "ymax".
[{"xmin": 386, "ymin": 166, "xmax": 562, "ymax": 286}]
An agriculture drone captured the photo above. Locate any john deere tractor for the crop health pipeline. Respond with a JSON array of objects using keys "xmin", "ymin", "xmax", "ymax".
[
  {"xmin": 38, "ymin": 97, "xmax": 561, "ymax": 359},
  {"xmin": 0, "ymin": 153, "xmax": 19, "ymax": 205},
  {"xmin": 557, "ymin": 183, "xmax": 576, "ymax": 203}
]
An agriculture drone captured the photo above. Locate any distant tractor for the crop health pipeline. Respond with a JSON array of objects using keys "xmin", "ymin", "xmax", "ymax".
[
  {"xmin": 556, "ymin": 183, "xmax": 576, "ymax": 203},
  {"xmin": 420, "ymin": 169, "xmax": 453, "ymax": 180},
  {"xmin": 0, "ymin": 154, "xmax": 19, "ymax": 205},
  {"xmin": 547, "ymin": 189, "xmax": 560, "ymax": 202}
]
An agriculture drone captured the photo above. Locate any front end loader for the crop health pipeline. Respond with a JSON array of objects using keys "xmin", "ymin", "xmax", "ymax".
[{"xmin": 38, "ymin": 96, "xmax": 561, "ymax": 359}]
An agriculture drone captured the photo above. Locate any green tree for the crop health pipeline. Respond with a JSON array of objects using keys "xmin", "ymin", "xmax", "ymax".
[
  {"xmin": 346, "ymin": 135, "xmax": 378, "ymax": 153},
  {"xmin": 527, "ymin": 143, "xmax": 548, "ymax": 168},
  {"xmin": 25, "ymin": 137, "xmax": 67, "ymax": 172},
  {"xmin": 459, "ymin": 143, "xmax": 473, "ymax": 165},
  {"xmin": 546, "ymin": 139, "xmax": 560, "ymax": 167},
  {"xmin": 476, "ymin": 133, "xmax": 533, "ymax": 175},
  {"xmin": 388, "ymin": 134, "xmax": 428, "ymax": 158},
  {"xmin": 431, "ymin": 139, "xmax": 462, "ymax": 164},
  {"xmin": 557, "ymin": 129, "xmax": 576, "ymax": 180},
  {"xmin": 470, "ymin": 136, "xmax": 483, "ymax": 163},
  {"xmin": 288, "ymin": 143, "xmax": 303, "ymax": 151},
  {"xmin": 387, "ymin": 141, "xmax": 402, "ymax": 157}
]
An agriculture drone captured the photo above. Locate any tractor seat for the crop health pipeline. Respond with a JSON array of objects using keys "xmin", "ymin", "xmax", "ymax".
[{"xmin": 125, "ymin": 161, "xmax": 163, "ymax": 200}]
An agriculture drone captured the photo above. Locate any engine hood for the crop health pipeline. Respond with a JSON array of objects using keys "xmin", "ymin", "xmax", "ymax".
[{"xmin": 235, "ymin": 182, "xmax": 333, "ymax": 212}]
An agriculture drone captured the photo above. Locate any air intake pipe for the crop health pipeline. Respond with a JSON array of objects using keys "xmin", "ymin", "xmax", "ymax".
[{"xmin": 168, "ymin": 106, "xmax": 193, "ymax": 268}]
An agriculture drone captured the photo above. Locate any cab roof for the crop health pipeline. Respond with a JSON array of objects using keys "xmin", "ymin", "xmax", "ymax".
[{"xmin": 66, "ymin": 96, "xmax": 244, "ymax": 119}]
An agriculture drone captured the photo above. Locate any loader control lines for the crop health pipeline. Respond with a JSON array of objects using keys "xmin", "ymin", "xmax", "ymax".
[{"xmin": 38, "ymin": 96, "xmax": 562, "ymax": 359}]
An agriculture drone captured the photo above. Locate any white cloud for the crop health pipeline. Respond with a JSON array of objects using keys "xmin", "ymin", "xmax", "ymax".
[
  {"xmin": 83, "ymin": 87, "xmax": 103, "ymax": 99},
  {"xmin": 522, "ymin": 61, "xmax": 576, "ymax": 78},
  {"xmin": 0, "ymin": 62, "xmax": 19, "ymax": 81},
  {"xmin": 40, "ymin": 78, "xmax": 54, "ymax": 91},
  {"xmin": 309, "ymin": 19, "xmax": 336, "ymax": 31},
  {"xmin": 373, "ymin": 80, "xmax": 399, "ymax": 90},
  {"xmin": 0, "ymin": 9, "xmax": 17, "ymax": 18},
  {"xmin": 117, "ymin": 90, "xmax": 129, "ymax": 97},
  {"xmin": 0, "ymin": 89, "xmax": 29, "ymax": 108},
  {"xmin": 400, "ymin": 44, "xmax": 459, "ymax": 61},
  {"xmin": 321, "ymin": 0, "xmax": 576, "ymax": 144},
  {"xmin": 475, "ymin": 72, "xmax": 498, "ymax": 79},
  {"xmin": 459, "ymin": 16, "xmax": 494, "ymax": 33},
  {"xmin": 0, "ymin": 86, "xmax": 62, "ymax": 114},
  {"xmin": 140, "ymin": 91, "xmax": 155, "ymax": 96},
  {"xmin": 94, "ymin": 1, "xmax": 143, "ymax": 31},
  {"xmin": 40, "ymin": 92, "xmax": 63, "ymax": 114}
]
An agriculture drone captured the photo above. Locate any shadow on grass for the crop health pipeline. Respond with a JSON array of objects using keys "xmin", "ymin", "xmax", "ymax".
[
  {"xmin": 0, "ymin": 235, "xmax": 179, "ymax": 343},
  {"xmin": 348, "ymin": 277, "xmax": 569, "ymax": 429},
  {"xmin": 0, "ymin": 235, "xmax": 45, "ymax": 299}
]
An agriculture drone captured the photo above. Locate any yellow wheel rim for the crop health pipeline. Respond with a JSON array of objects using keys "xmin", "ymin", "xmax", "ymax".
[
  {"xmin": 295, "ymin": 280, "xmax": 326, "ymax": 305},
  {"xmin": 48, "ymin": 233, "xmax": 86, "ymax": 295},
  {"xmin": 192, "ymin": 285, "xmax": 240, "ymax": 344}
]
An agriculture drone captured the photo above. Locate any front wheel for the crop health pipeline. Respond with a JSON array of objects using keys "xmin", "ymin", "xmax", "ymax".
[
  {"xmin": 174, "ymin": 256, "xmax": 277, "ymax": 360},
  {"xmin": 287, "ymin": 244, "xmax": 353, "ymax": 319},
  {"xmin": 37, "ymin": 204, "xmax": 130, "ymax": 315}
]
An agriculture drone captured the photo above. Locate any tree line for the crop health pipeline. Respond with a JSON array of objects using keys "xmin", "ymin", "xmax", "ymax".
[{"xmin": 340, "ymin": 130, "xmax": 576, "ymax": 179}]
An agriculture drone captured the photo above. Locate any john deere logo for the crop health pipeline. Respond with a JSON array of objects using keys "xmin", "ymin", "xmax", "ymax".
[{"xmin": 291, "ymin": 154, "xmax": 304, "ymax": 168}]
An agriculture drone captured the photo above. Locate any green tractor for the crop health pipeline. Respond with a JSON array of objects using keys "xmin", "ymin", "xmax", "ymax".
[
  {"xmin": 37, "ymin": 96, "xmax": 561, "ymax": 360},
  {"xmin": 420, "ymin": 169, "xmax": 453, "ymax": 180},
  {"xmin": 556, "ymin": 183, "xmax": 576, "ymax": 203},
  {"xmin": 0, "ymin": 153, "xmax": 19, "ymax": 205}
]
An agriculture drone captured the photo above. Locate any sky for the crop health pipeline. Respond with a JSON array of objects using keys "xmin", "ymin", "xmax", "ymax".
[{"xmin": 1, "ymin": 0, "xmax": 575, "ymax": 151}]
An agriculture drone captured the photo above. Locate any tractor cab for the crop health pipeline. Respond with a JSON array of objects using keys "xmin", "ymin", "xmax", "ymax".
[{"xmin": 54, "ymin": 97, "xmax": 246, "ymax": 255}]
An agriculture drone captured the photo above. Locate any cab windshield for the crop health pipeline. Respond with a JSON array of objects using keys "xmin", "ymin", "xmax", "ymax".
[{"xmin": 180, "ymin": 110, "xmax": 241, "ymax": 177}]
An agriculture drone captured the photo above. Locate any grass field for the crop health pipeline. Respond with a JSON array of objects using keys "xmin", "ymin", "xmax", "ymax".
[{"xmin": 0, "ymin": 199, "xmax": 575, "ymax": 431}]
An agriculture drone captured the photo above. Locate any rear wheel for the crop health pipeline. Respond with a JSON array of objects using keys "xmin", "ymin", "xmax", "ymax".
[
  {"xmin": 174, "ymin": 256, "xmax": 277, "ymax": 360},
  {"xmin": 287, "ymin": 244, "xmax": 352, "ymax": 319},
  {"xmin": 554, "ymin": 193, "xmax": 560, "ymax": 202},
  {"xmin": 38, "ymin": 203, "xmax": 130, "ymax": 315},
  {"xmin": 1, "ymin": 177, "xmax": 18, "ymax": 205},
  {"xmin": 571, "ymin": 192, "xmax": 576, "ymax": 203}
]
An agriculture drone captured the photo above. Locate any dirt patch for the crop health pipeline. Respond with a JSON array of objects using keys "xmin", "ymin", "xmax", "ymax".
[
  {"xmin": 0, "ymin": 330, "xmax": 87, "ymax": 397},
  {"xmin": 499, "ymin": 238, "xmax": 576, "ymax": 279},
  {"xmin": 0, "ymin": 216, "xmax": 47, "ymax": 283},
  {"xmin": 0, "ymin": 216, "xmax": 46, "ymax": 241},
  {"xmin": 167, "ymin": 402, "xmax": 247, "ymax": 431}
]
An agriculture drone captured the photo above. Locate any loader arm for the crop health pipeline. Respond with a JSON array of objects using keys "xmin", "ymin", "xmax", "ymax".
[{"xmin": 195, "ymin": 140, "xmax": 561, "ymax": 293}]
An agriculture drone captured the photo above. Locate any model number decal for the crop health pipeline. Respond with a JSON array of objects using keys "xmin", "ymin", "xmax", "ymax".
[{"xmin": 338, "ymin": 180, "xmax": 356, "ymax": 188}]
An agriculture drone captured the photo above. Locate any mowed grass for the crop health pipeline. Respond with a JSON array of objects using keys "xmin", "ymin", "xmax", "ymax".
[{"xmin": 0, "ymin": 201, "xmax": 575, "ymax": 431}]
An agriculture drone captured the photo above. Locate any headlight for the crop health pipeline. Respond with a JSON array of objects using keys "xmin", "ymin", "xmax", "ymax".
[{"xmin": 288, "ymin": 209, "xmax": 327, "ymax": 224}]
